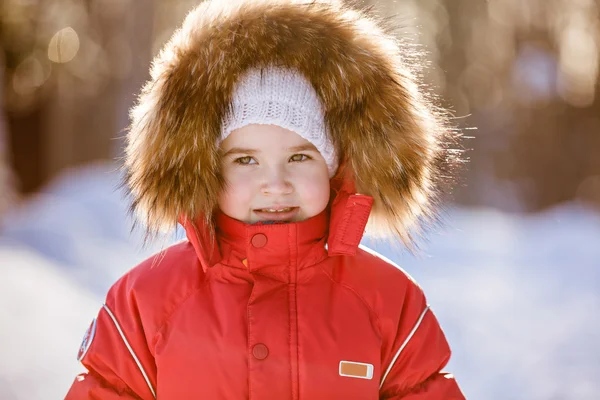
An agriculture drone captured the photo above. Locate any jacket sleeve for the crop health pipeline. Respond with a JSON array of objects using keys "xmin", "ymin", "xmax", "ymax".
[
  {"xmin": 66, "ymin": 276, "xmax": 157, "ymax": 399},
  {"xmin": 378, "ymin": 281, "xmax": 465, "ymax": 399}
]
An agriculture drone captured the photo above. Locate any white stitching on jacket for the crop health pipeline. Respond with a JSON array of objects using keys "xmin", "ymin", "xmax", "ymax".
[
  {"xmin": 102, "ymin": 304, "xmax": 157, "ymax": 399},
  {"xmin": 379, "ymin": 305, "xmax": 431, "ymax": 389}
]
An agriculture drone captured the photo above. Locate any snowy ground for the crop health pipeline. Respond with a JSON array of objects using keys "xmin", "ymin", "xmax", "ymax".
[{"xmin": 0, "ymin": 162, "xmax": 598, "ymax": 399}]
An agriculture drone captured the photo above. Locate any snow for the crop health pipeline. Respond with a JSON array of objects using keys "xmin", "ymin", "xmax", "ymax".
[
  {"xmin": 377, "ymin": 205, "xmax": 600, "ymax": 399},
  {"xmin": 0, "ymin": 162, "xmax": 598, "ymax": 399},
  {"xmin": 0, "ymin": 242, "xmax": 98, "ymax": 400}
]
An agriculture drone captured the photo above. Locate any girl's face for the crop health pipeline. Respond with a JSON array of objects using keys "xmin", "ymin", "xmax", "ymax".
[{"xmin": 218, "ymin": 124, "xmax": 331, "ymax": 224}]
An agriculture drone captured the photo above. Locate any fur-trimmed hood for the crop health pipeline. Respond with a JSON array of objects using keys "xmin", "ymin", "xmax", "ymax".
[{"xmin": 125, "ymin": 0, "xmax": 462, "ymax": 248}]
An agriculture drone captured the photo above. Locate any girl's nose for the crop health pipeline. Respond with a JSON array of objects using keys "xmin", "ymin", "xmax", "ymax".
[{"xmin": 261, "ymin": 168, "xmax": 293, "ymax": 195}]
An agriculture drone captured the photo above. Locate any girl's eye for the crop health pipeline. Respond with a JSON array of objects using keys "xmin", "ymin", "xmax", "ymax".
[
  {"xmin": 233, "ymin": 154, "xmax": 311, "ymax": 165},
  {"xmin": 234, "ymin": 156, "xmax": 256, "ymax": 165},
  {"xmin": 290, "ymin": 154, "xmax": 311, "ymax": 162}
]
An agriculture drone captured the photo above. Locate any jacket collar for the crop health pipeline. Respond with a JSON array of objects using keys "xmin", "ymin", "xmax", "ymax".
[
  {"xmin": 181, "ymin": 170, "xmax": 374, "ymax": 274},
  {"xmin": 214, "ymin": 208, "xmax": 329, "ymax": 277}
]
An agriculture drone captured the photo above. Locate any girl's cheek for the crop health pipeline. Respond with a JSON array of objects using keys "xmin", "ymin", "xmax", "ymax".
[
  {"xmin": 303, "ymin": 176, "xmax": 330, "ymax": 202},
  {"xmin": 228, "ymin": 172, "xmax": 255, "ymax": 188},
  {"xmin": 227, "ymin": 176, "xmax": 258, "ymax": 201},
  {"xmin": 223, "ymin": 166, "xmax": 245, "ymax": 184}
]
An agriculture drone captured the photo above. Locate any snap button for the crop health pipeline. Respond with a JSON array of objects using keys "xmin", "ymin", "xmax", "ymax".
[
  {"xmin": 251, "ymin": 233, "xmax": 268, "ymax": 248},
  {"xmin": 252, "ymin": 343, "xmax": 269, "ymax": 360}
]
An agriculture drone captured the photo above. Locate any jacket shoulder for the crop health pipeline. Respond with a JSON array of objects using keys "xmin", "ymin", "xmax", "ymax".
[
  {"xmin": 126, "ymin": 240, "xmax": 201, "ymax": 285},
  {"xmin": 325, "ymin": 244, "xmax": 428, "ymax": 328},
  {"xmin": 343, "ymin": 244, "xmax": 422, "ymax": 295},
  {"xmin": 106, "ymin": 240, "xmax": 203, "ymax": 337}
]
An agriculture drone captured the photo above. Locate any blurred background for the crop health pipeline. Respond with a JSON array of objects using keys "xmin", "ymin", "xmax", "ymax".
[{"xmin": 0, "ymin": 0, "xmax": 599, "ymax": 399}]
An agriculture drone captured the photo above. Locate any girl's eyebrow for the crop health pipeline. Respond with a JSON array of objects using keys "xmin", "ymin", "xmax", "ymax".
[{"xmin": 223, "ymin": 143, "xmax": 318, "ymax": 157}]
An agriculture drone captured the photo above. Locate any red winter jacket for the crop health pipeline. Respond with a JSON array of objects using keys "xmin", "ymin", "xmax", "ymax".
[{"xmin": 66, "ymin": 187, "xmax": 464, "ymax": 399}]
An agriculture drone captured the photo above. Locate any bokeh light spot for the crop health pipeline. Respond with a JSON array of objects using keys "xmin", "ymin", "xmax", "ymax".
[{"xmin": 48, "ymin": 27, "xmax": 80, "ymax": 64}]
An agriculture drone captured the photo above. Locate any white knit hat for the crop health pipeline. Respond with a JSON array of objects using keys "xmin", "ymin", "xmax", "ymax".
[{"xmin": 220, "ymin": 66, "xmax": 338, "ymax": 177}]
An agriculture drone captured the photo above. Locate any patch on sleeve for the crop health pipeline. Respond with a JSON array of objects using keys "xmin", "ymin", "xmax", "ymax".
[{"xmin": 77, "ymin": 317, "xmax": 97, "ymax": 361}]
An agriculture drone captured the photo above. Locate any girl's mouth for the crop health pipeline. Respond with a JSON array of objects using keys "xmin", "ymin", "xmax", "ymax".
[{"xmin": 253, "ymin": 207, "xmax": 300, "ymax": 221}]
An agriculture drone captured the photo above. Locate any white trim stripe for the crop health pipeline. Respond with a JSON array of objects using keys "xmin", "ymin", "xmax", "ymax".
[
  {"xmin": 358, "ymin": 244, "xmax": 404, "ymax": 271},
  {"xmin": 102, "ymin": 304, "xmax": 157, "ymax": 399},
  {"xmin": 379, "ymin": 305, "xmax": 431, "ymax": 389}
]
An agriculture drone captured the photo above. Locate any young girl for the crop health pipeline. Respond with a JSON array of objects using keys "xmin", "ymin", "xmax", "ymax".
[{"xmin": 67, "ymin": 0, "xmax": 465, "ymax": 398}]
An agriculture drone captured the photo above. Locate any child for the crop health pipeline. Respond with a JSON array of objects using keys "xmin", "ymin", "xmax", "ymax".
[{"xmin": 67, "ymin": 0, "xmax": 465, "ymax": 398}]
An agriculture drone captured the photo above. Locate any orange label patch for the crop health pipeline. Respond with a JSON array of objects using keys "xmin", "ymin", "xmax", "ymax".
[{"xmin": 339, "ymin": 361, "xmax": 374, "ymax": 380}]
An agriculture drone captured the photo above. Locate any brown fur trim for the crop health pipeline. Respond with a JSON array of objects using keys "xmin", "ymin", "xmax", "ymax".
[{"xmin": 125, "ymin": 0, "xmax": 463, "ymax": 247}]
